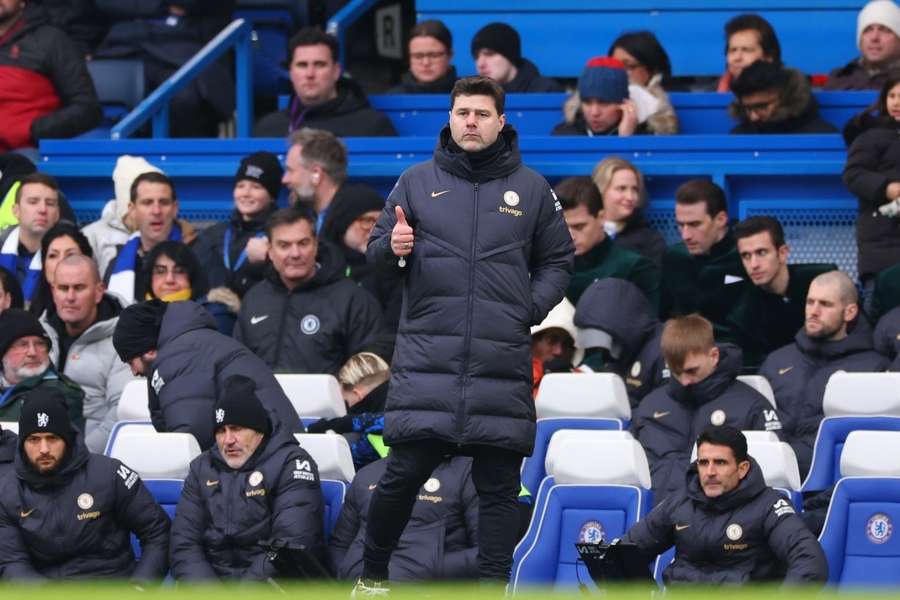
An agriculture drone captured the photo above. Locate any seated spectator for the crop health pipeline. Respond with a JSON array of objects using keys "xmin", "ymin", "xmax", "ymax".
[
  {"xmin": 329, "ymin": 455, "xmax": 477, "ymax": 581},
  {"xmin": 40, "ymin": 255, "xmax": 131, "ymax": 453},
  {"xmin": 760, "ymin": 271, "xmax": 889, "ymax": 477},
  {"xmin": 844, "ymin": 72, "xmax": 900, "ymax": 147},
  {"xmin": 388, "ymin": 20, "xmax": 456, "ymax": 94},
  {"xmin": 730, "ymin": 61, "xmax": 837, "ymax": 134},
  {"xmin": 591, "ymin": 157, "xmax": 666, "ymax": 264},
  {"xmin": 621, "ymin": 426, "xmax": 828, "ymax": 585},
  {"xmin": 0, "ymin": 152, "xmax": 37, "ymax": 229},
  {"xmin": 0, "ymin": 173, "xmax": 62, "ymax": 304},
  {"xmin": 28, "ymin": 221, "xmax": 92, "ymax": 319},
  {"xmin": 872, "ymin": 261, "xmax": 900, "ymax": 320},
  {"xmin": 83, "ymin": 156, "xmax": 162, "ymax": 276},
  {"xmin": 0, "ymin": 1, "xmax": 101, "ymax": 152},
  {"xmin": 717, "ymin": 14, "xmax": 781, "ymax": 93},
  {"xmin": 105, "ymin": 172, "xmax": 196, "ymax": 305},
  {"xmin": 843, "ymin": 83, "xmax": 900, "ymax": 284},
  {"xmin": 573, "ymin": 278, "xmax": 666, "ymax": 406},
  {"xmin": 112, "ymin": 300, "xmax": 301, "ymax": 450},
  {"xmin": 0, "ymin": 266, "xmax": 24, "ymax": 313},
  {"xmin": 37, "ymin": 0, "xmax": 108, "ymax": 58},
  {"xmin": 0, "ymin": 308, "xmax": 83, "ymax": 425},
  {"xmin": 609, "ymin": 31, "xmax": 678, "ymax": 133},
  {"xmin": 631, "ymin": 315, "xmax": 781, "ymax": 504},
  {"xmin": 660, "ymin": 179, "xmax": 746, "ymax": 344},
  {"xmin": 308, "ymin": 352, "xmax": 390, "ymax": 470},
  {"xmin": 254, "ymin": 27, "xmax": 397, "ymax": 138},
  {"xmin": 558, "ymin": 176, "xmax": 659, "ymax": 308},
  {"xmin": 874, "ymin": 305, "xmax": 900, "ymax": 369},
  {"xmin": 170, "ymin": 375, "xmax": 324, "ymax": 581},
  {"xmin": 530, "ymin": 299, "xmax": 577, "ymax": 397},
  {"xmin": 826, "ymin": 0, "xmax": 900, "ymax": 91},
  {"xmin": 94, "ymin": 1, "xmax": 234, "ymax": 138},
  {"xmin": 194, "ymin": 152, "xmax": 282, "ymax": 299},
  {"xmin": 0, "ymin": 389, "xmax": 170, "ymax": 581},
  {"xmin": 234, "ymin": 208, "xmax": 385, "ymax": 375},
  {"xmin": 730, "ymin": 216, "xmax": 836, "ymax": 368},
  {"xmin": 554, "ymin": 58, "xmax": 668, "ymax": 136},
  {"xmin": 470, "ymin": 22, "xmax": 561, "ymax": 93}
]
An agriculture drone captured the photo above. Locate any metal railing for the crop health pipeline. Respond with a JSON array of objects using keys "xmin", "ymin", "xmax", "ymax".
[{"xmin": 326, "ymin": 0, "xmax": 381, "ymax": 66}]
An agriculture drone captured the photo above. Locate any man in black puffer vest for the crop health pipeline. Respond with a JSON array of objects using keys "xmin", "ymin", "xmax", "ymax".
[
  {"xmin": 358, "ymin": 76, "xmax": 573, "ymax": 592},
  {"xmin": 622, "ymin": 426, "xmax": 828, "ymax": 585},
  {"xmin": 170, "ymin": 376, "xmax": 324, "ymax": 581},
  {"xmin": 0, "ymin": 388, "xmax": 170, "ymax": 581},
  {"xmin": 632, "ymin": 315, "xmax": 782, "ymax": 505}
]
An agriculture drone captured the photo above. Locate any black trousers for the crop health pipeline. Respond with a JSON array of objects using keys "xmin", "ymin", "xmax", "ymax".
[{"xmin": 362, "ymin": 439, "xmax": 523, "ymax": 582}]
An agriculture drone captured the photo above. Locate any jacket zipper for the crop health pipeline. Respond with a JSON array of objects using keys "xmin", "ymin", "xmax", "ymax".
[{"xmin": 456, "ymin": 183, "xmax": 479, "ymax": 442}]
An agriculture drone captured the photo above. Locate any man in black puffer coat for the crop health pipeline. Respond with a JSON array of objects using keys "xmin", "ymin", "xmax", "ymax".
[
  {"xmin": 358, "ymin": 76, "xmax": 573, "ymax": 590},
  {"xmin": 113, "ymin": 300, "xmax": 302, "ymax": 450},
  {"xmin": 0, "ymin": 424, "xmax": 14, "ymax": 473},
  {"xmin": 329, "ymin": 456, "xmax": 478, "ymax": 581},
  {"xmin": 622, "ymin": 426, "xmax": 828, "ymax": 586},
  {"xmin": 0, "ymin": 389, "xmax": 170, "ymax": 581},
  {"xmin": 170, "ymin": 376, "xmax": 324, "ymax": 581},
  {"xmin": 632, "ymin": 315, "xmax": 782, "ymax": 504},
  {"xmin": 874, "ymin": 306, "xmax": 900, "ymax": 370}
]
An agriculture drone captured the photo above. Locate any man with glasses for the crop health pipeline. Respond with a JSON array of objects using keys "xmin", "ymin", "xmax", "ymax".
[{"xmin": 730, "ymin": 60, "xmax": 837, "ymax": 134}]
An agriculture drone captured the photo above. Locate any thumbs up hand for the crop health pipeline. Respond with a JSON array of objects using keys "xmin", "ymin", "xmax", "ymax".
[{"xmin": 392, "ymin": 205, "xmax": 415, "ymax": 257}]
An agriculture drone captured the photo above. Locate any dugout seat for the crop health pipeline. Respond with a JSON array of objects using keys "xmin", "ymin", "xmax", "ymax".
[
  {"xmin": 276, "ymin": 374, "xmax": 347, "ymax": 420},
  {"xmin": 535, "ymin": 373, "xmax": 631, "ymax": 422},
  {"xmin": 117, "ymin": 379, "xmax": 150, "ymax": 421},
  {"xmin": 736, "ymin": 375, "xmax": 777, "ymax": 408},
  {"xmin": 0, "ymin": 421, "xmax": 18, "ymax": 434},
  {"xmin": 108, "ymin": 430, "xmax": 201, "ymax": 480},
  {"xmin": 104, "ymin": 420, "xmax": 155, "ymax": 456},
  {"xmin": 294, "ymin": 432, "xmax": 355, "ymax": 482}
]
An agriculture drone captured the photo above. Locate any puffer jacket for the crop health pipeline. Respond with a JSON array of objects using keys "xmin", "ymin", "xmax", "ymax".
[
  {"xmin": 367, "ymin": 125, "xmax": 573, "ymax": 455},
  {"xmin": 148, "ymin": 301, "xmax": 301, "ymax": 449},
  {"xmin": 502, "ymin": 58, "xmax": 561, "ymax": 93},
  {"xmin": 328, "ymin": 456, "xmax": 478, "ymax": 580},
  {"xmin": 872, "ymin": 261, "xmax": 900, "ymax": 321},
  {"xmin": 387, "ymin": 66, "xmax": 457, "ymax": 94},
  {"xmin": 0, "ymin": 427, "xmax": 15, "ymax": 471},
  {"xmin": 0, "ymin": 366, "xmax": 84, "ymax": 427},
  {"xmin": 170, "ymin": 421, "xmax": 324, "ymax": 580},
  {"xmin": 41, "ymin": 294, "xmax": 135, "ymax": 453},
  {"xmin": 234, "ymin": 241, "xmax": 386, "ymax": 375},
  {"xmin": 81, "ymin": 200, "xmax": 130, "ymax": 276},
  {"xmin": 0, "ymin": 429, "xmax": 170, "ymax": 580},
  {"xmin": 874, "ymin": 306, "xmax": 900, "ymax": 371},
  {"xmin": 631, "ymin": 345, "xmax": 782, "ymax": 503},
  {"xmin": 729, "ymin": 68, "xmax": 837, "ymax": 134},
  {"xmin": 622, "ymin": 457, "xmax": 828, "ymax": 585}
]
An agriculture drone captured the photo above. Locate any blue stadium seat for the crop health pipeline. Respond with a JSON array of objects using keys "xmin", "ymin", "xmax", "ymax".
[
  {"xmin": 103, "ymin": 420, "xmax": 155, "ymax": 456},
  {"xmin": 535, "ymin": 373, "xmax": 631, "ymax": 423},
  {"xmin": 130, "ymin": 478, "xmax": 184, "ymax": 559},
  {"xmin": 804, "ymin": 417, "xmax": 900, "ymax": 492},
  {"xmin": 234, "ymin": 1, "xmax": 307, "ymax": 97},
  {"xmin": 84, "ymin": 59, "xmax": 146, "ymax": 137},
  {"xmin": 321, "ymin": 478, "xmax": 347, "ymax": 543}
]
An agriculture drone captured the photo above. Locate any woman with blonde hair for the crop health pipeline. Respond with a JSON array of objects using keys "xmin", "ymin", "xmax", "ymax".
[{"xmin": 592, "ymin": 157, "xmax": 666, "ymax": 264}]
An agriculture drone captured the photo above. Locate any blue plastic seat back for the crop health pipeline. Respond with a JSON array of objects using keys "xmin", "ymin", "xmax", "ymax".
[
  {"xmin": 132, "ymin": 479, "xmax": 184, "ymax": 559},
  {"xmin": 803, "ymin": 417, "xmax": 900, "ymax": 492},
  {"xmin": 321, "ymin": 479, "xmax": 347, "ymax": 543}
]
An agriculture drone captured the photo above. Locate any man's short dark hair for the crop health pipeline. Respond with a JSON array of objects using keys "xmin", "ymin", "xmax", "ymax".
[
  {"xmin": 451, "ymin": 76, "xmax": 505, "ymax": 115},
  {"xmin": 0, "ymin": 266, "xmax": 24, "ymax": 310},
  {"xmin": 731, "ymin": 60, "xmax": 790, "ymax": 98},
  {"xmin": 734, "ymin": 215, "xmax": 786, "ymax": 248},
  {"xmin": 674, "ymin": 179, "xmax": 728, "ymax": 217},
  {"xmin": 15, "ymin": 172, "xmax": 59, "ymax": 203},
  {"xmin": 130, "ymin": 172, "xmax": 176, "ymax": 204},
  {"xmin": 724, "ymin": 14, "xmax": 782, "ymax": 65},
  {"xmin": 265, "ymin": 207, "xmax": 317, "ymax": 240},
  {"xmin": 696, "ymin": 425, "xmax": 750, "ymax": 464},
  {"xmin": 288, "ymin": 27, "xmax": 340, "ymax": 64},
  {"xmin": 555, "ymin": 176, "xmax": 603, "ymax": 216}
]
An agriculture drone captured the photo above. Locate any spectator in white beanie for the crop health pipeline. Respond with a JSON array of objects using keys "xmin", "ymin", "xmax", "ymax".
[{"xmin": 826, "ymin": 0, "xmax": 900, "ymax": 90}]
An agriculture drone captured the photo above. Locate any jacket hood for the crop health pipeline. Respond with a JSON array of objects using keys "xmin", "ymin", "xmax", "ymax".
[
  {"xmin": 574, "ymin": 278, "xmax": 658, "ymax": 360},
  {"xmin": 263, "ymin": 238, "xmax": 346, "ymax": 292},
  {"xmin": 209, "ymin": 417, "xmax": 296, "ymax": 472},
  {"xmin": 15, "ymin": 427, "xmax": 90, "ymax": 489},
  {"xmin": 157, "ymin": 300, "xmax": 218, "ymax": 349},
  {"xmin": 729, "ymin": 67, "xmax": 821, "ymax": 132},
  {"xmin": 685, "ymin": 455, "xmax": 768, "ymax": 512},
  {"xmin": 667, "ymin": 344, "xmax": 743, "ymax": 407},
  {"xmin": 434, "ymin": 124, "xmax": 522, "ymax": 183},
  {"xmin": 794, "ymin": 316, "xmax": 876, "ymax": 359},
  {"xmin": 349, "ymin": 379, "xmax": 389, "ymax": 416}
]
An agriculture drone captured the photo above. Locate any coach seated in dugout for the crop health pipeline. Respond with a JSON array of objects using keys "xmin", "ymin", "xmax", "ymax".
[
  {"xmin": 170, "ymin": 376, "xmax": 324, "ymax": 581},
  {"xmin": 621, "ymin": 426, "xmax": 828, "ymax": 586}
]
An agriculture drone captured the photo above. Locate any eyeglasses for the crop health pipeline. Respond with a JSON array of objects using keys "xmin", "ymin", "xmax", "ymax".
[
  {"xmin": 353, "ymin": 215, "xmax": 379, "ymax": 228},
  {"xmin": 152, "ymin": 265, "xmax": 189, "ymax": 277},
  {"xmin": 410, "ymin": 51, "xmax": 447, "ymax": 62}
]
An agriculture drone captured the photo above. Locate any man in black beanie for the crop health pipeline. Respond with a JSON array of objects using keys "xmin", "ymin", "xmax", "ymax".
[
  {"xmin": 113, "ymin": 299, "xmax": 301, "ymax": 449},
  {"xmin": 0, "ymin": 388, "xmax": 171, "ymax": 581},
  {"xmin": 170, "ymin": 375, "xmax": 325, "ymax": 581},
  {"xmin": 471, "ymin": 21, "xmax": 561, "ymax": 93}
]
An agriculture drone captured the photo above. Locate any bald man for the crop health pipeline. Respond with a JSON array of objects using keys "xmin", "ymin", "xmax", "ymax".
[
  {"xmin": 760, "ymin": 271, "xmax": 889, "ymax": 477},
  {"xmin": 40, "ymin": 255, "xmax": 133, "ymax": 452}
]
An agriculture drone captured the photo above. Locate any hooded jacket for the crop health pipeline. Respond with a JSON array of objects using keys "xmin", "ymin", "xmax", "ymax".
[
  {"xmin": 253, "ymin": 79, "xmax": 398, "ymax": 138},
  {"xmin": 234, "ymin": 241, "xmax": 386, "ymax": 375},
  {"xmin": 566, "ymin": 236, "xmax": 660, "ymax": 310},
  {"xmin": 729, "ymin": 68, "xmax": 837, "ymax": 135},
  {"xmin": 367, "ymin": 124, "xmax": 573, "ymax": 455},
  {"xmin": 170, "ymin": 421, "xmax": 324, "ymax": 581},
  {"xmin": 843, "ymin": 123, "xmax": 900, "ymax": 279},
  {"xmin": 0, "ymin": 3, "xmax": 101, "ymax": 151},
  {"xmin": 874, "ymin": 306, "xmax": 900, "ymax": 371},
  {"xmin": 502, "ymin": 58, "xmax": 561, "ymax": 93},
  {"xmin": 622, "ymin": 457, "xmax": 828, "ymax": 585},
  {"xmin": 760, "ymin": 323, "xmax": 890, "ymax": 475},
  {"xmin": 0, "ymin": 430, "xmax": 170, "ymax": 580},
  {"xmin": 631, "ymin": 345, "xmax": 783, "ymax": 503},
  {"xmin": 41, "ymin": 293, "xmax": 134, "ymax": 453},
  {"xmin": 826, "ymin": 56, "xmax": 900, "ymax": 91},
  {"xmin": 387, "ymin": 66, "xmax": 458, "ymax": 95},
  {"xmin": 0, "ymin": 366, "xmax": 84, "ymax": 427},
  {"xmin": 328, "ymin": 456, "xmax": 478, "ymax": 580},
  {"xmin": 148, "ymin": 301, "xmax": 301, "ymax": 449}
]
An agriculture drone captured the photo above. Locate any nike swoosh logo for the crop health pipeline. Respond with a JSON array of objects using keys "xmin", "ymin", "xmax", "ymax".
[
  {"xmin": 778, "ymin": 367, "xmax": 793, "ymax": 375},
  {"xmin": 431, "ymin": 190, "xmax": 450, "ymax": 198},
  {"xmin": 675, "ymin": 524, "xmax": 690, "ymax": 531},
  {"xmin": 250, "ymin": 315, "xmax": 269, "ymax": 325},
  {"xmin": 368, "ymin": 484, "xmax": 377, "ymax": 491},
  {"xmin": 206, "ymin": 480, "xmax": 219, "ymax": 487},
  {"xmin": 20, "ymin": 508, "xmax": 34, "ymax": 518},
  {"xmin": 653, "ymin": 411, "xmax": 670, "ymax": 419}
]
